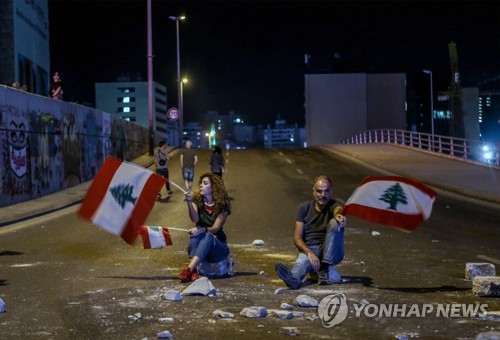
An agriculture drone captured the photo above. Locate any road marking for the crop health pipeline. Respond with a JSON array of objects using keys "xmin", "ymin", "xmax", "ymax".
[
  {"xmin": 297, "ymin": 169, "xmax": 303, "ymax": 175},
  {"xmin": 286, "ymin": 158, "xmax": 292, "ymax": 164},
  {"xmin": 477, "ymin": 255, "xmax": 500, "ymax": 265}
]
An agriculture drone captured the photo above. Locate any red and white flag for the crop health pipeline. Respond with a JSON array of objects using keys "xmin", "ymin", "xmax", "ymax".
[
  {"xmin": 343, "ymin": 176, "xmax": 437, "ymax": 232},
  {"xmin": 77, "ymin": 156, "xmax": 166, "ymax": 244},
  {"xmin": 140, "ymin": 225, "xmax": 173, "ymax": 249}
]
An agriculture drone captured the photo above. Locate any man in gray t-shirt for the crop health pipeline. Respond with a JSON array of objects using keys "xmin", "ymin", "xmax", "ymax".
[
  {"xmin": 275, "ymin": 175, "xmax": 346, "ymax": 289},
  {"xmin": 180, "ymin": 140, "xmax": 198, "ymax": 191}
]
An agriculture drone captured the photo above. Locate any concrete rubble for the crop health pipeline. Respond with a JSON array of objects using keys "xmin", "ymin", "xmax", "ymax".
[
  {"xmin": 213, "ymin": 309, "xmax": 235, "ymax": 318},
  {"xmin": 294, "ymin": 294, "xmax": 318, "ymax": 307},
  {"xmin": 466, "ymin": 263, "xmax": 496, "ymax": 280},
  {"xmin": 182, "ymin": 276, "xmax": 217, "ymax": 296},
  {"xmin": 472, "ymin": 276, "xmax": 500, "ymax": 297},
  {"xmin": 163, "ymin": 290, "xmax": 182, "ymax": 301},
  {"xmin": 240, "ymin": 306, "xmax": 268, "ymax": 318}
]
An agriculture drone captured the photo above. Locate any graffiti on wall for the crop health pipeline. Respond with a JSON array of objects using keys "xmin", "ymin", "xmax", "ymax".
[
  {"xmin": 62, "ymin": 109, "xmax": 83, "ymax": 186},
  {"xmin": 29, "ymin": 110, "xmax": 64, "ymax": 196},
  {"xmin": 1, "ymin": 105, "xmax": 32, "ymax": 201},
  {"xmin": 0, "ymin": 86, "xmax": 151, "ymax": 208}
]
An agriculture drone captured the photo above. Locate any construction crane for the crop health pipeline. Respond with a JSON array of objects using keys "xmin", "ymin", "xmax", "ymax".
[{"xmin": 447, "ymin": 41, "xmax": 465, "ymax": 138}]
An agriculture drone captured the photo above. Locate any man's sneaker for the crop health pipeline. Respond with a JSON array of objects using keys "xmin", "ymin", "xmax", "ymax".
[
  {"xmin": 318, "ymin": 266, "xmax": 342, "ymax": 285},
  {"xmin": 167, "ymin": 190, "xmax": 174, "ymax": 196},
  {"xmin": 275, "ymin": 263, "xmax": 301, "ymax": 290},
  {"xmin": 318, "ymin": 270, "xmax": 330, "ymax": 285},
  {"xmin": 328, "ymin": 265, "xmax": 342, "ymax": 283},
  {"xmin": 157, "ymin": 193, "xmax": 162, "ymax": 199}
]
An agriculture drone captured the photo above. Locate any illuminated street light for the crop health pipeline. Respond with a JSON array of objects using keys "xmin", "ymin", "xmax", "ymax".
[
  {"xmin": 423, "ymin": 70, "xmax": 434, "ymax": 147},
  {"xmin": 169, "ymin": 15, "xmax": 185, "ymax": 147}
]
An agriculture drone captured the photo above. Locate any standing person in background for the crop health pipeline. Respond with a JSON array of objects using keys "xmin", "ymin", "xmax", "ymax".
[
  {"xmin": 180, "ymin": 140, "xmax": 198, "ymax": 192},
  {"xmin": 155, "ymin": 141, "xmax": 173, "ymax": 199},
  {"xmin": 50, "ymin": 72, "xmax": 63, "ymax": 100},
  {"xmin": 209, "ymin": 145, "xmax": 225, "ymax": 177}
]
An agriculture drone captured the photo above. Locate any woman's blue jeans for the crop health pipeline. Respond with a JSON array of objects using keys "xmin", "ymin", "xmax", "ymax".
[
  {"xmin": 187, "ymin": 232, "xmax": 229, "ymax": 263},
  {"xmin": 291, "ymin": 219, "xmax": 345, "ymax": 282}
]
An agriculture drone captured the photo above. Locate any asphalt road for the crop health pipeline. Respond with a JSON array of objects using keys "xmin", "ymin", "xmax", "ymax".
[{"xmin": 0, "ymin": 147, "xmax": 499, "ymax": 339}]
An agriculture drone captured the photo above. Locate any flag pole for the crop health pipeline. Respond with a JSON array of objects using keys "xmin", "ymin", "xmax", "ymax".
[
  {"xmin": 167, "ymin": 227, "xmax": 190, "ymax": 233},
  {"xmin": 147, "ymin": 226, "xmax": 190, "ymax": 233},
  {"xmin": 169, "ymin": 179, "xmax": 188, "ymax": 194}
]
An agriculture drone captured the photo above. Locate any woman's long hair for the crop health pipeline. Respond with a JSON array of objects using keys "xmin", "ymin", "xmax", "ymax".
[{"xmin": 193, "ymin": 172, "xmax": 231, "ymax": 215}]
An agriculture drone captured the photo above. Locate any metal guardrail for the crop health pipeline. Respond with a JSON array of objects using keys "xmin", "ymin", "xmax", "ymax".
[{"xmin": 341, "ymin": 130, "xmax": 500, "ymax": 167}]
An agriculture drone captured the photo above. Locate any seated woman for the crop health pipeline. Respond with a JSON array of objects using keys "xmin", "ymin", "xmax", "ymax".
[{"xmin": 177, "ymin": 172, "xmax": 232, "ymax": 282}]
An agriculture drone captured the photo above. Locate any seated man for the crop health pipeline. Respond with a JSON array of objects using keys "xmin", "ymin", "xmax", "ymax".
[{"xmin": 275, "ymin": 175, "xmax": 346, "ymax": 289}]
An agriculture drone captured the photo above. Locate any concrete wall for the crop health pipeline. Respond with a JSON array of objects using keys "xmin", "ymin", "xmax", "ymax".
[
  {"xmin": 0, "ymin": 85, "xmax": 151, "ymax": 208},
  {"xmin": 367, "ymin": 74, "xmax": 407, "ymax": 130},
  {"xmin": 304, "ymin": 73, "xmax": 406, "ymax": 145},
  {"xmin": 305, "ymin": 73, "xmax": 367, "ymax": 146}
]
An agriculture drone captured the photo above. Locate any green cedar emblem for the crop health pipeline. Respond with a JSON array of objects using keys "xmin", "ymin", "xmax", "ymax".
[
  {"xmin": 109, "ymin": 183, "xmax": 137, "ymax": 209},
  {"xmin": 378, "ymin": 182, "xmax": 408, "ymax": 210}
]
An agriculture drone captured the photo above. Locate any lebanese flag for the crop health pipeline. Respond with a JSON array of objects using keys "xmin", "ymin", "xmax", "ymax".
[
  {"xmin": 77, "ymin": 156, "xmax": 166, "ymax": 244},
  {"xmin": 140, "ymin": 225, "xmax": 173, "ymax": 249},
  {"xmin": 343, "ymin": 176, "xmax": 437, "ymax": 232}
]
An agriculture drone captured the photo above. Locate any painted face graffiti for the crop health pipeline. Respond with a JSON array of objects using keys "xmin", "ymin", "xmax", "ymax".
[{"xmin": 9, "ymin": 120, "xmax": 28, "ymax": 178}]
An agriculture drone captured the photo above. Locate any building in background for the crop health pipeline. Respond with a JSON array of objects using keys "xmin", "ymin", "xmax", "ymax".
[
  {"xmin": 183, "ymin": 121, "xmax": 206, "ymax": 148},
  {"xmin": 263, "ymin": 120, "xmax": 305, "ymax": 148},
  {"xmin": 304, "ymin": 73, "xmax": 407, "ymax": 146},
  {"xmin": 95, "ymin": 80, "xmax": 180, "ymax": 147},
  {"xmin": 479, "ymin": 92, "xmax": 500, "ymax": 143},
  {"xmin": 0, "ymin": 0, "xmax": 50, "ymax": 96}
]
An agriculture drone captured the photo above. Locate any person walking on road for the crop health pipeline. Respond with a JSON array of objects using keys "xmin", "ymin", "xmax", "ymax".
[
  {"xmin": 275, "ymin": 175, "xmax": 347, "ymax": 289},
  {"xmin": 180, "ymin": 140, "xmax": 198, "ymax": 192},
  {"xmin": 155, "ymin": 141, "xmax": 173, "ymax": 198},
  {"xmin": 209, "ymin": 145, "xmax": 225, "ymax": 177},
  {"xmin": 177, "ymin": 172, "xmax": 232, "ymax": 282}
]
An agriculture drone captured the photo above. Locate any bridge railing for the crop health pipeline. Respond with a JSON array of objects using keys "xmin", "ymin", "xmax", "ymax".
[{"xmin": 341, "ymin": 129, "xmax": 500, "ymax": 167}]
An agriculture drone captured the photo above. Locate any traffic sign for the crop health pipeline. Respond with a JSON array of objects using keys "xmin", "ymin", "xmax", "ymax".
[{"xmin": 167, "ymin": 107, "xmax": 180, "ymax": 121}]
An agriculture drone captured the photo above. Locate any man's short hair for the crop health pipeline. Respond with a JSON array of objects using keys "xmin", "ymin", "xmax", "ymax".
[
  {"xmin": 313, "ymin": 175, "xmax": 333, "ymax": 188},
  {"xmin": 159, "ymin": 141, "xmax": 166, "ymax": 147}
]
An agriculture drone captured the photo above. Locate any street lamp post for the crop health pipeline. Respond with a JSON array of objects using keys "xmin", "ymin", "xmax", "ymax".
[
  {"xmin": 169, "ymin": 15, "xmax": 185, "ymax": 147},
  {"xmin": 423, "ymin": 70, "xmax": 434, "ymax": 148},
  {"xmin": 147, "ymin": 0, "xmax": 154, "ymax": 155},
  {"xmin": 180, "ymin": 78, "xmax": 188, "ymax": 125}
]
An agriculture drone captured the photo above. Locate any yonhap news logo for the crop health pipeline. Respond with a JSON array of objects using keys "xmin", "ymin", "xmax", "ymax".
[
  {"xmin": 318, "ymin": 294, "xmax": 488, "ymax": 327},
  {"xmin": 317, "ymin": 293, "xmax": 349, "ymax": 327}
]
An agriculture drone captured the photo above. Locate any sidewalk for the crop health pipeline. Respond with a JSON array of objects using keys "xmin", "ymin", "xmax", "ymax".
[{"xmin": 1, "ymin": 144, "xmax": 499, "ymax": 227}]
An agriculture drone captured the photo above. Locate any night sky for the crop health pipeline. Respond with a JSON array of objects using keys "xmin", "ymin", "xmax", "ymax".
[{"xmin": 48, "ymin": 1, "xmax": 500, "ymax": 126}]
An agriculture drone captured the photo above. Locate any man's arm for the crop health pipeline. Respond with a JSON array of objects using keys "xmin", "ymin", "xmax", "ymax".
[
  {"xmin": 293, "ymin": 221, "xmax": 321, "ymax": 272},
  {"xmin": 180, "ymin": 154, "xmax": 184, "ymax": 168},
  {"xmin": 194, "ymin": 155, "xmax": 198, "ymax": 167}
]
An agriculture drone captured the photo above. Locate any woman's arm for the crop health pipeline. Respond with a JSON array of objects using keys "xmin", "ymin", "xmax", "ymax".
[
  {"xmin": 185, "ymin": 192, "xmax": 199, "ymax": 223},
  {"xmin": 205, "ymin": 211, "xmax": 228, "ymax": 234},
  {"xmin": 52, "ymin": 86, "xmax": 62, "ymax": 98}
]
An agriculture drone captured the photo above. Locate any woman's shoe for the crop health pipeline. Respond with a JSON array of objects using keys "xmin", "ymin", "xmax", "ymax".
[
  {"xmin": 190, "ymin": 268, "xmax": 200, "ymax": 282},
  {"xmin": 177, "ymin": 267, "xmax": 192, "ymax": 282}
]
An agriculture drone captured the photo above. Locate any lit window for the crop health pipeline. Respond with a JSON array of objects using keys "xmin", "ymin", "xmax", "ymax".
[
  {"xmin": 123, "ymin": 97, "xmax": 130, "ymax": 103},
  {"xmin": 123, "ymin": 107, "xmax": 130, "ymax": 113}
]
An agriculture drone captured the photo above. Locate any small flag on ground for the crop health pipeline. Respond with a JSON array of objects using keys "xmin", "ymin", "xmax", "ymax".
[
  {"xmin": 140, "ymin": 225, "xmax": 173, "ymax": 249},
  {"xmin": 343, "ymin": 176, "xmax": 437, "ymax": 232},
  {"xmin": 77, "ymin": 156, "xmax": 166, "ymax": 244}
]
